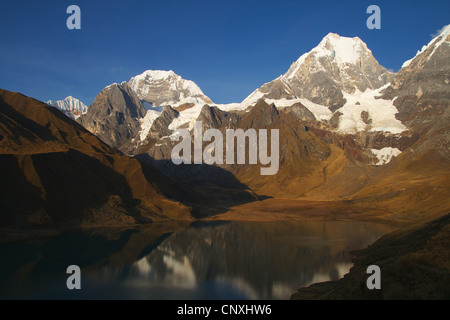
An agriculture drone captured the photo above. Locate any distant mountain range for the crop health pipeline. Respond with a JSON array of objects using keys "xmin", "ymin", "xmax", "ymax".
[
  {"xmin": 52, "ymin": 26, "xmax": 449, "ymax": 134},
  {"xmin": 67, "ymin": 25, "xmax": 447, "ymax": 166},
  {"xmin": 70, "ymin": 25, "xmax": 448, "ymax": 211}
]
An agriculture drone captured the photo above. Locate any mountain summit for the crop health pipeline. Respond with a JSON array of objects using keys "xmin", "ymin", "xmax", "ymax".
[
  {"xmin": 47, "ymin": 96, "xmax": 88, "ymax": 119},
  {"xmin": 243, "ymin": 33, "xmax": 393, "ymax": 111},
  {"xmin": 128, "ymin": 70, "xmax": 213, "ymax": 107}
]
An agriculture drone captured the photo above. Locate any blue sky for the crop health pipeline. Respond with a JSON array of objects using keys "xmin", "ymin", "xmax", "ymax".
[{"xmin": 0, "ymin": 0, "xmax": 448, "ymax": 105}]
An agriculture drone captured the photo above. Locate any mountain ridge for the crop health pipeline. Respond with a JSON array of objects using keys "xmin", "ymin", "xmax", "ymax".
[
  {"xmin": 40, "ymin": 26, "xmax": 450, "ymax": 207},
  {"xmin": 380, "ymin": 24, "xmax": 450, "ymax": 134},
  {"xmin": 72, "ymin": 26, "xmax": 448, "ymax": 148}
]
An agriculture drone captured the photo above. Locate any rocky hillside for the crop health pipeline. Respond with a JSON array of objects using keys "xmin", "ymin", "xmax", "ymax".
[
  {"xmin": 381, "ymin": 25, "xmax": 450, "ymax": 134},
  {"xmin": 0, "ymin": 88, "xmax": 193, "ymax": 242}
]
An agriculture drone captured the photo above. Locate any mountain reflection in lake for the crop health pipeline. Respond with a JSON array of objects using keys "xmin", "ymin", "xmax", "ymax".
[{"xmin": 0, "ymin": 220, "xmax": 395, "ymax": 299}]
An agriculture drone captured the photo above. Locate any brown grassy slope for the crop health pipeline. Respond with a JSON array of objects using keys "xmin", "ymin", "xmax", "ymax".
[
  {"xmin": 0, "ymin": 89, "xmax": 193, "ymax": 234},
  {"xmin": 0, "ymin": 90, "xmax": 114, "ymax": 155},
  {"xmin": 290, "ymin": 106, "xmax": 450, "ymax": 299},
  {"xmin": 345, "ymin": 105, "xmax": 450, "ymax": 223},
  {"xmin": 226, "ymin": 100, "xmax": 450, "ymax": 222},
  {"xmin": 225, "ymin": 101, "xmax": 376, "ymax": 201}
]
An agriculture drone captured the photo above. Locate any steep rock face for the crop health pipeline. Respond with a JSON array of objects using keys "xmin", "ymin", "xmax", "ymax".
[
  {"xmin": 381, "ymin": 25, "xmax": 450, "ymax": 133},
  {"xmin": 354, "ymin": 131, "xmax": 419, "ymax": 153},
  {"xmin": 243, "ymin": 33, "xmax": 393, "ymax": 111},
  {"xmin": 77, "ymin": 82, "xmax": 146, "ymax": 152},
  {"xmin": 137, "ymin": 104, "xmax": 242, "ymax": 161},
  {"xmin": 403, "ymin": 104, "xmax": 450, "ymax": 166},
  {"xmin": 285, "ymin": 103, "xmax": 316, "ymax": 121},
  {"xmin": 133, "ymin": 106, "xmax": 181, "ymax": 160},
  {"xmin": 240, "ymin": 99, "xmax": 280, "ymax": 129},
  {"xmin": 148, "ymin": 106, "xmax": 179, "ymax": 139},
  {"xmin": 137, "ymin": 104, "xmax": 241, "ymax": 165},
  {"xmin": 129, "ymin": 70, "xmax": 212, "ymax": 107},
  {"xmin": 246, "ymin": 76, "xmax": 296, "ymax": 102},
  {"xmin": 196, "ymin": 105, "xmax": 241, "ymax": 131},
  {"xmin": 308, "ymin": 127, "xmax": 368, "ymax": 163}
]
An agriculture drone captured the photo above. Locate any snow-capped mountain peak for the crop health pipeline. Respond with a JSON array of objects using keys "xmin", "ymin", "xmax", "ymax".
[
  {"xmin": 130, "ymin": 70, "xmax": 179, "ymax": 84},
  {"xmin": 317, "ymin": 33, "xmax": 369, "ymax": 65},
  {"xmin": 128, "ymin": 69, "xmax": 212, "ymax": 108},
  {"xmin": 241, "ymin": 32, "xmax": 393, "ymax": 115},
  {"xmin": 285, "ymin": 33, "xmax": 372, "ymax": 80},
  {"xmin": 47, "ymin": 96, "xmax": 88, "ymax": 119}
]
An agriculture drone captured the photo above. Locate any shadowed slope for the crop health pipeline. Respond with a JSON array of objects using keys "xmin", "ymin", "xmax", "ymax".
[{"xmin": 0, "ymin": 89, "xmax": 193, "ymax": 242}]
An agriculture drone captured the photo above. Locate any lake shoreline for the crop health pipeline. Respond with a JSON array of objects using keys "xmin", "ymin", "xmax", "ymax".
[
  {"xmin": 206, "ymin": 199, "xmax": 450, "ymax": 299},
  {"xmin": 1, "ymin": 198, "xmax": 402, "ymax": 245},
  {"xmin": 205, "ymin": 198, "xmax": 404, "ymax": 227},
  {"xmin": 1, "ymin": 219, "xmax": 395, "ymax": 299},
  {"xmin": 3, "ymin": 198, "xmax": 446, "ymax": 299},
  {"xmin": 290, "ymin": 212, "xmax": 450, "ymax": 299}
]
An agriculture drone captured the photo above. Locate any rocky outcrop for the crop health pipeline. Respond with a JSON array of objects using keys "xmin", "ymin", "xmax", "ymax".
[
  {"xmin": 77, "ymin": 82, "xmax": 146, "ymax": 152},
  {"xmin": 148, "ymin": 105, "xmax": 179, "ymax": 139},
  {"xmin": 309, "ymin": 127, "xmax": 368, "ymax": 163},
  {"xmin": 329, "ymin": 111, "xmax": 342, "ymax": 129},
  {"xmin": 355, "ymin": 131, "xmax": 419, "ymax": 152},
  {"xmin": 240, "ymin": 99, "xmax": 280, "ymax": 129},
  {"xmin": 285, "ymin": 103, "xmax": 316, "ymax": 121},
  {"xmin": 196, "ymin": 105, "xmax": 241, "ymax": 131},
  {"xmin": 0, "ymin": 89, "xmax": 193, "ymax": 238}
]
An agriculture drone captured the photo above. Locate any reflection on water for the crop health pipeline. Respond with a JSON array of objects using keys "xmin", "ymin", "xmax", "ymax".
[{"xmin": 0, "ymin": 220, "xmax": 395, "ymax": 299}]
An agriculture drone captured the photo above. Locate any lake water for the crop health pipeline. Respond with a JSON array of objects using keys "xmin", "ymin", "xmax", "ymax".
[{"xmin": 0, "ymin": 220, "xmax": 395, "ymax": 299}]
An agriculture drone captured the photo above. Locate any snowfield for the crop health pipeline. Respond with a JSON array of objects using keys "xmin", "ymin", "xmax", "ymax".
[
  {"xmin": 371, "ymin": 147, "xmax": 402, "ymax": 165},
  {"xmin": 336, "ymin": 87, "xmax": 407, "ymax": 135}
]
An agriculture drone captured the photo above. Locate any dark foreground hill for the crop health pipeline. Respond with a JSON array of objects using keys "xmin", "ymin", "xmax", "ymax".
[{"xmin": 0, "ymin": 89, "xmax": 194, "ymax": 243}]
